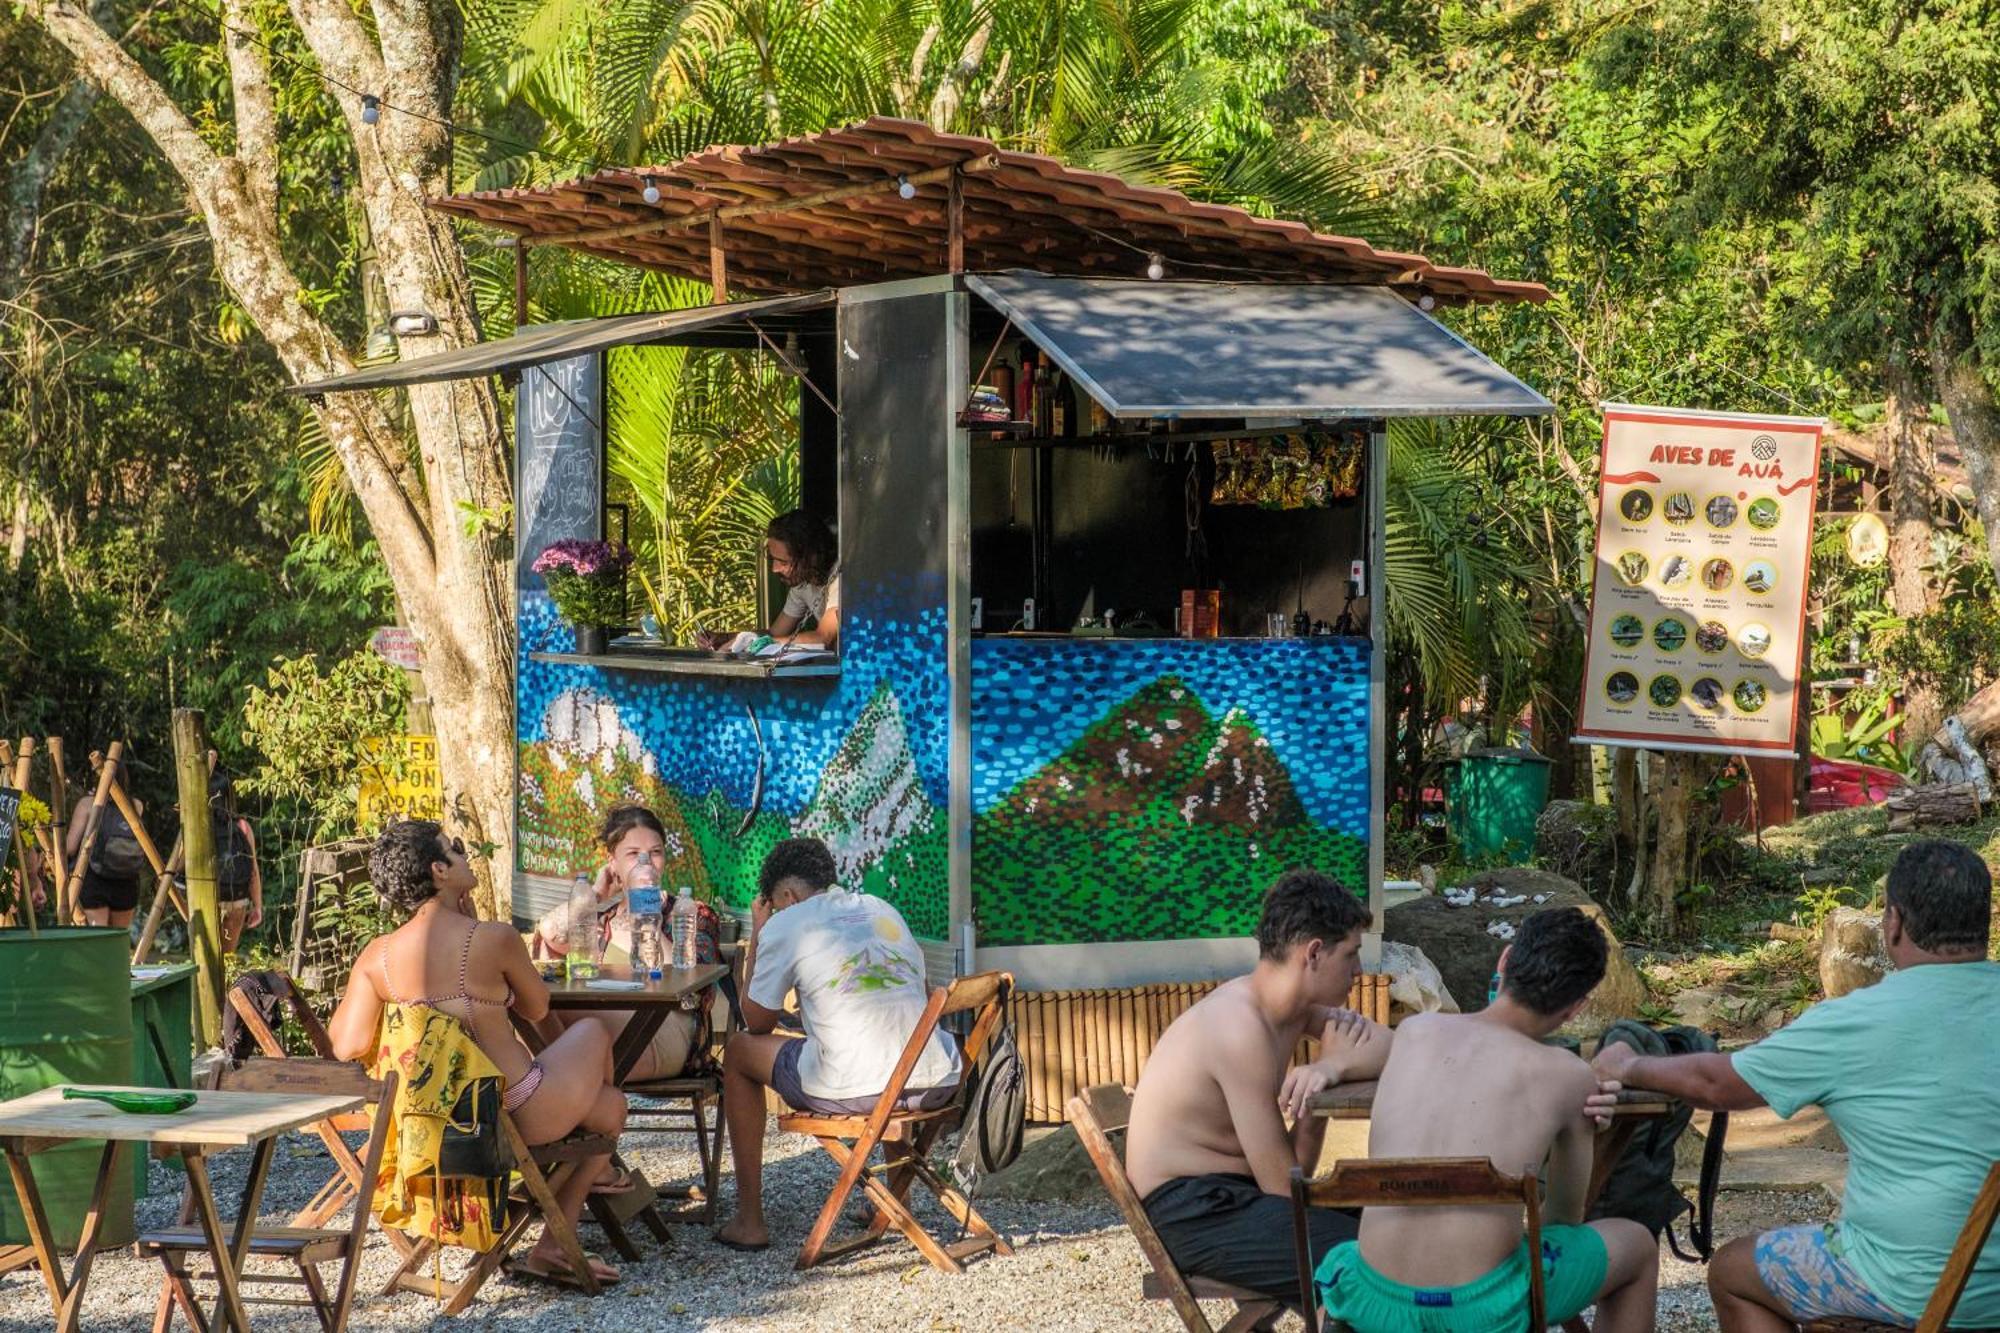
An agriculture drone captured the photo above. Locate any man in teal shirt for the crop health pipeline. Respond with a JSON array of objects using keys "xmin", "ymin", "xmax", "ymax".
[{"xmin": 1594, "ymin": 839, "xmax": 1998, "ymax": 1331}]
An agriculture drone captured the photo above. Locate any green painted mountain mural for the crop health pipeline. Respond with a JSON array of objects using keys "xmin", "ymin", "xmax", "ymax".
[{"xmin": 972, "ymin": 676, "xmax": 1366, "ymax": 947}]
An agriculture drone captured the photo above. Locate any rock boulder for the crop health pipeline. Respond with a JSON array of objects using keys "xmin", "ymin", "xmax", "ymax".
[
  {"xmin": 1383, "ymin": 867, "xmax": 1648, "ymax": 1038},
  {"xmin": 1818, "ymin": 907, "xmax": 1888, "ymax": 999}
]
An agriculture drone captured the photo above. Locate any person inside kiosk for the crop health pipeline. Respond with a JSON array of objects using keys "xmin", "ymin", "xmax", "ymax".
[{"xmin": 698, "ymin": 508, "xmax": 842, "ymax": 654}]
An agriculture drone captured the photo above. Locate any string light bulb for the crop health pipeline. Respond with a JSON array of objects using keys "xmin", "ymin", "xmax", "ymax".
[
  {"xmin": 1145, "ymin": 253, "xmax": 1165, "ymax": 280},
  {"xmin": 896, "ymin": 174, "xmax": 916, "ymax": 200},
  {"xmin": 360, "ymin": 94, "xmax": 380, "ymax": 125},
  {"xmin": 642, "ymin": 177, "xmax": 662, "ymax": 205},
  {"xmin": 1417, "ymin": 293, "xmax": 1437, "ymax": 311}
]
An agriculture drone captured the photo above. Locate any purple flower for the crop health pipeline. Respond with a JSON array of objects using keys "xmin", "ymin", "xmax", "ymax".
[{"xmin": 532, "ymin": 539, "xmax": 633, "ymax": 578}]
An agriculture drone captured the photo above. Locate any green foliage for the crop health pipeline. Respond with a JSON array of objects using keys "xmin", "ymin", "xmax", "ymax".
[
  {"xmin": 1809, "ymin": 695, "xmax": 1911, "ymax": 775},
  {"xmin": 238, "ymin": 651, "xmax": 408, "ymax": 842},
  {"xmin": 542, "ymin": 569, "xmax": 629, "ymax": 627},
  {"xmin": 1879, "ymin": 600, "xmax": 2000, "ymax": 717}
]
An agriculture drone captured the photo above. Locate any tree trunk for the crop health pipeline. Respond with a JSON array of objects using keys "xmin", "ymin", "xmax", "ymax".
[
  {"xmin": 26, "ymin": 0, "xmax": 518, "ymax": 917},
  {"xmin": 1644, "ymin": 751, "xmax": 1693, "ymax": 938},
  {"xmin": 1883, "ymin": 366, "xmax": 1941, "ymax": 738},
  {"xmin": 1930, "ymin": 308, "xmax": 2000, "ymax": 587}
]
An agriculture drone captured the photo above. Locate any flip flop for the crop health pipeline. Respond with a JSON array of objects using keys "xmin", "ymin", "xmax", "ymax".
[
  {"xmin": 503, "ymin": 1253, "xmax": 621, "ymax": 1289},
  {"xmin": 589, "ymin": 1165, "xmax": 640, "ymax": 1197},
  {"xmin": 711, "ymin": 1232, "xmax": 770, "ymax": 1253}
]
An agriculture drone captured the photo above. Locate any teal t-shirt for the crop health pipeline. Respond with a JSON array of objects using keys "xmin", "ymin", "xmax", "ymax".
[{"xmin": 1731, "ymin": 961, "xmax": 2000, "ymax": 1324}]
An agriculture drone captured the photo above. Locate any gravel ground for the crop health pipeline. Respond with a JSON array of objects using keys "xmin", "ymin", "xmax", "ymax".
[{"xmin": 0, "ymin": 1128, "xmax": 1834, "ymax": 1332}]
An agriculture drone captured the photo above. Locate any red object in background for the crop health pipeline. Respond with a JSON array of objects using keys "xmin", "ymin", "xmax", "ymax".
[{"xmin": 1807, "ymin": 756, "xmax": 1909, "ymax": 814}]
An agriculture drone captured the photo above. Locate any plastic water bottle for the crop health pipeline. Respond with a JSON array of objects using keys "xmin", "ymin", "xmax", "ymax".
[
  {"xmin": 671, "ymin": 888, "xmax": 699, "ymax": 971},
  {"xmin": 564, "ymin": 872, "xmax": 599, "ymax": 983},
  {"xmin": 628, "ymin": 853, "xmax": 664, "ymax": 978}
]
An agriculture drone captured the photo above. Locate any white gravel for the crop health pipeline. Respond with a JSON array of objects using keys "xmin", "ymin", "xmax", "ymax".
[{"xmin": 0, "ymin": 1128, "xmax": 1833, "ymax": 1331}]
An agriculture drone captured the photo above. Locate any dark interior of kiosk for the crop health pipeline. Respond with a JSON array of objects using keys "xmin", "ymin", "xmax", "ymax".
[
  {"xmin": 600, "ymin": 292, "xmax": 1375, "ymax": 647},
  {"xmin": 966, "ymin": 299, "xmax": 1372, "ymax": 641}
]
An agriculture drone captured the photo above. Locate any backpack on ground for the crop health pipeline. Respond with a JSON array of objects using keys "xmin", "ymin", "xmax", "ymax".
[
  {"xmin": 89, "ymin": 805, "xmax": 148, "ymax": 881},
  {"xmin": 950, "ymin": 1000, "xmax": 1026, "ymax": 1195},
  {"xmin": 1588, "ymin": 1019, "xmax": 1729, "ymax": 1262}
]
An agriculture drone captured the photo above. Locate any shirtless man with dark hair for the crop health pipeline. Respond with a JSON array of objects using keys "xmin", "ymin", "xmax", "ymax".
[{"xmin": 1125, "ymin": 868, "xmax": 1390, "ymax": 1297}]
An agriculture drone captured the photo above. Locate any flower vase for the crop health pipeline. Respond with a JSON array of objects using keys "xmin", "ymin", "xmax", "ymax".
[{"xmin": 574, "ymin": 625, "xmax": 608, "ymax": 655}]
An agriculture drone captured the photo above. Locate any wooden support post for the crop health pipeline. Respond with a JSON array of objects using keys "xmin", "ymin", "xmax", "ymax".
[
  {"xmin": 947, "ymin": 168, "xmax": 964, "ymax": 275},
  {"xmin": 709, "ymin": 217, "xmax": 727, "ymax": 305},
  {"xmin": 130, "ymin": 833, "xmax": 188, "ymax": 968},
  {"xmin": 46, "ymin": 738, "xmax": 70, "ymax": 921},
  {"xmin": 60, "ymin": 741, "xmax": 120, "ymax": 919},
  {"xmin": 173, "ymin": 711, "xmax": 223, "ymax": 1050},
  {"xmin": 513, "ymin": 242, "xmax": 530, "ymax": 330}
]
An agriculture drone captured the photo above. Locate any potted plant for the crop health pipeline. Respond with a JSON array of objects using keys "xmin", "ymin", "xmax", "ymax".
[{"xmin": 532, "ymin": 539, "xmax": 635, "ymax": 654}]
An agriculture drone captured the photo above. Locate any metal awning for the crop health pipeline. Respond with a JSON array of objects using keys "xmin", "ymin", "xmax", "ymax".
[
  {"xmin": 287, "ymin": 290, "xmax": 835, "ymax": 394},
  {"xmin": 966, "ymin": 273, "xmax": 1551, "ymax": 418}
]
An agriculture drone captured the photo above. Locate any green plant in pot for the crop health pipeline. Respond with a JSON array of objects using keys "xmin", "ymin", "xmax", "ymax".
[{"xmin": 532, "ymin": 539, "xmax": 634, "ymax": 654}]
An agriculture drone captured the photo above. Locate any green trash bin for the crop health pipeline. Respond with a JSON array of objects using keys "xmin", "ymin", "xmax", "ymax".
[
  {"xmin": 0, "ymin": 927, "xmax": 136, "ymax": 1249},
  {"xmin": 1444, "ymin": 748, "xmax": 1554, "ymax": 864}
]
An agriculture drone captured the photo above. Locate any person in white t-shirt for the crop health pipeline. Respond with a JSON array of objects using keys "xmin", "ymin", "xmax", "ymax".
[
  {"xmin": 713, "ymin": 837, "xmax": 959, "ymax": 1252},
  {"xmin": 697, "ymin": 508, "xmax": 841, "ymax": 653}
]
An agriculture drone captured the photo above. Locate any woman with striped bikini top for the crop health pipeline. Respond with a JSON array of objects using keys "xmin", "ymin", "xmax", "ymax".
[{"xmin": 329, "ymin": 820, "xmax": 632, "ymax": 1286}]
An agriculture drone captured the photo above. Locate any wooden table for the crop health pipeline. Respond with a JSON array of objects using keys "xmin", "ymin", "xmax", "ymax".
[
  {"xmin": 514, "ymin": 962, "xmax": 728, "ymax": 1257},
  {"xmin": 0, "ymin": 1083, "xmax": 362, "ymax": 1333}
]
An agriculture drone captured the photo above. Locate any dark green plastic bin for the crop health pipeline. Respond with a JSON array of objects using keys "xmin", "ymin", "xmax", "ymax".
[
  {"xmin": 0, "ymin": 928, "xmax": 136, "ymax": 1248},
  {"xmin": 1443, "ymin": 749, "xmax": 1554, "ymax": 864}
]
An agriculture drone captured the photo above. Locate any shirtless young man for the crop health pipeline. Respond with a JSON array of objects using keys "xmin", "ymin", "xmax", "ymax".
[
  {"xmin": 1316, "ymin": 907, "xmax": 1657, "ymax": 1333},
  {"xmin": 1125, "ymin": 869, "xmax": 1390, "ymax": 1297}
]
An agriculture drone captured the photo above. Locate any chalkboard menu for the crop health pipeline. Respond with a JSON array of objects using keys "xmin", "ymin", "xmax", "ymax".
[{"xmin": 515, "ymin": 352, "xmax": 604, "ymax": 590}]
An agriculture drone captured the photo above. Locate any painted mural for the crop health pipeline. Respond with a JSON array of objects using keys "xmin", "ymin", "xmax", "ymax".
[
  {"xmin": 514, "ymin": 585, "xmax": 952, "ymax": 938},
  {"xmin": 970, "ymin": 637, "xmax": 1371, "ymax": 948}
]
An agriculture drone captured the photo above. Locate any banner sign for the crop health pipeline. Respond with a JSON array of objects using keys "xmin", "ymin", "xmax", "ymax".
[
  {"xmin": 357, "ymin": 735, "xmax": 443, "ymax": 830},
  {"xmin": 369, "ymin": 626, "xmax": 423, "ymax": 670},
  {"xmin": 1574, "ymin": 404, "xmax": 1825, "ymax": 756}
]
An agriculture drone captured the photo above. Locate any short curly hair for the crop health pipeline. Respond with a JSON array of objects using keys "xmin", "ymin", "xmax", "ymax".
[
  {"xmin": 766, "ymin": 509, "xmax": 838, "ymax": 587},
  {"xmin": 1500, "ymin": 907, "xmax": 1608, "ymax": 1016},
  {"xmin": 758, "ymin": 836, "xmax": 836, "ymax": 901},
  {"xmin": 370, "ymin": 820, "xmax": 448, "ymax": 916},
  {"xmin": 1255, "ymin": 867, "xmax": 1370, "ymax": 960}
]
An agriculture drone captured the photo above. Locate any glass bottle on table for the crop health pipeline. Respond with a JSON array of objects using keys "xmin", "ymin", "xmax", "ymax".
[
  {"xmin": 564, "ymin": 871, "xmax": 600, "ymax": 984},
  {"xmin": 628, "ymin": 851, "xmax": 664, "ymax": 978}
]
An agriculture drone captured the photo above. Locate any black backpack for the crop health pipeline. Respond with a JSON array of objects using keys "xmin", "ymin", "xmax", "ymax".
[
  {"xmin": 1588, "ymin": 1020, "xmax": 1729, "ymax": 1261},
  {"xmin": 89, "ymin": 805, "xmax": 148, "ymax": 881},
  {"xmin": 950, "ymin": 998, "xmax": 1026, "ymax": 1194},
  {"xmin": 213, "ymin": 810, "xmax": 255, "ymax": 892}
]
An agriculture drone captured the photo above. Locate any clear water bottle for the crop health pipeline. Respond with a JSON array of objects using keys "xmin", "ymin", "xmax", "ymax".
[
  {"xmin": 628, "ymin": 852, "xmax": 664, "ymax": 977},
  {"xmin": 671, "ymin": 888, "xmax": 699, "ymax": 971},
  {"xmin": 564, "ymin": 872, "xmax": 599, "ymax": 984}
]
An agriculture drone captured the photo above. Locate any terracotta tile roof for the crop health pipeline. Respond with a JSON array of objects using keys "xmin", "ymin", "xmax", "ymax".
[{"xmin": 431, "ymin": 117, "xmax": 1549, "ymax": 306}]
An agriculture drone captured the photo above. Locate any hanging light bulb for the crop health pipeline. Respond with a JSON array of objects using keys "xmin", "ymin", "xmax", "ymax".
[
  {"xmin": 642, "ymin": 176, "xmax": 662, "ymax": 205},
  {"xmin": 1145, "ymin": 253, "xmax": 1165, "ymax": 281},
  {"xmin": 896, "ymin": 174, "xmax": 917, "ymax": 200},
  {"xmin": 1417, "ymin": 293, "xmax": 1437, "ymax": 311},
  {"xmin": 360, "ymin": 94, "xmax": 380, "ymax": 125}
]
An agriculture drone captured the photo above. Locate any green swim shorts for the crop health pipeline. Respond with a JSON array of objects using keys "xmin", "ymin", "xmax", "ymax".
[{"xmin": 1315, "ymin": 1225, "xmax": 1608, "ymax": 1332}]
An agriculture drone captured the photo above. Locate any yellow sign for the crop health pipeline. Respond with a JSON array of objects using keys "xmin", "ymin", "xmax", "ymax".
[{"xmin": 357, "ymin": 735, "xmax": 443, "ymax": 830}]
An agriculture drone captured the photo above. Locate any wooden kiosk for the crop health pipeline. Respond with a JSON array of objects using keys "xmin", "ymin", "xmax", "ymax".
[{"xmin": 303, "ymin": 119, "xmax": 1551, "ymax": 1090}]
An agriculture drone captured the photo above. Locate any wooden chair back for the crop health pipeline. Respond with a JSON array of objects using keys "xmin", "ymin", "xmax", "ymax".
[
  {"xmin": 846, "ymin": 969, "xmax": 1011, "ymax": 1139},
  {"xmin": 1069, "ymin": 1084, "xmax": 1284, "ymax": 1333},
  {"xmin": 1805, "ymin": 1159, "xmax": 2000, "ymax": 1333},
  {"xmin": 1291, "ymin": 1158, "xmax": 1544, "ymax": 1333}
]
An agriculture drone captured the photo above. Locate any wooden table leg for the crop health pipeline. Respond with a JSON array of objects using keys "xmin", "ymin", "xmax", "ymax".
[
  {"xmin": 184, "ymin": 1150, "xmax": 257, "ymax": 1333},
  {"xmin": 52, "ymin": 1140, "xmax": 124, "ymax": 1333},
  {"xmin": 5, "ymin": 1145, "xmax": 71, "ymax": 1317},
  {"xmin": 610, "ymin": 1008, "xmax": 669, "ymax": 1084}
]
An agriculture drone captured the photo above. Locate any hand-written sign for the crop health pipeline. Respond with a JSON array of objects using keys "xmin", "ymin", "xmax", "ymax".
[
  {"xmin": 1575, "ymin": 404, "xmax": 1825, "ymax": 756},
  {"xmin": 369, "ymin": 626, "xmax": 423, "ymax": 671},
  {"xmin": 515, "ymin": 354, "xmax": 603, "ymax": 593},
  {"xmin": 356, "ymin": 736, "xmax": 443, "ymax": 831}
]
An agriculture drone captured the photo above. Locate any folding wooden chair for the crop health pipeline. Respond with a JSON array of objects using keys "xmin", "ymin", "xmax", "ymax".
[
  {"xmin": 780, "ymin": 970, "xmax": 1015, "ymax": 1274},
  {"xmin": 1068, "ymin": 1083, "xmax": 1286, "ymax": 1333},
  {"xmin": 621, "ymin": 1007, "xmax": 727, "ymax": 1226},
  {"xmin": 1292, "ymin": 1158, "xmax": 1545, "ymax": 1333},
  {"xmin": 139, "ymin": 1058, "xmax": 397, "ymax": 1333},
  {"xmin": 377, "ymin": 1114, "xmax": 618, "ymax": 1314},
  {"xmin": 1804, "ymin": 1158, "xmax": 2000, "ymax": 1333}
]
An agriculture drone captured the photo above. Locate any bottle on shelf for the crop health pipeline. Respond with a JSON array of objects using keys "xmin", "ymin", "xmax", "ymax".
[
  {"xmin": 1015, "ymin": 349, "xmax": 1037, "ymax": 424},
  {"xmin": 627, "ymin": 852, "xmax": 663, "ymax": 976},
  {"xmin": 670, "ymin": 888, "xmax": 700, "ymax": 970},
  {"xmin": 1032, "ymin": 358, "xmax": 1052, "ymax": 436},
  {"xmin": 1051, "ymin": 371, "xmax": 1074, "ymax": 437},
  {"xmin": 565, "ymin": 871, "xmax": 600, "ymax": 983}
]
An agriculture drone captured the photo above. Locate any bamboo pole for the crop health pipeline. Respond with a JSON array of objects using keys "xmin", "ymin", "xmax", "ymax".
[
  {"xmin": 129, "ymin": 832, "xmax": 187, "ymax": 967},
  {"xmin": 45, "ymin": 737, "xmax": 71, "ymax": 920},
  {"xmin": 173, "ymin": 711, "xmax": 223, "ymax": 1049},
  {"xmin": 61, "ymin": 741, "xmax": 122, "ymax": 915}
]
